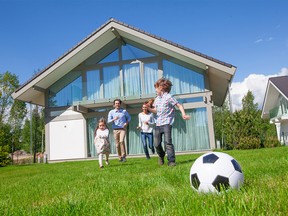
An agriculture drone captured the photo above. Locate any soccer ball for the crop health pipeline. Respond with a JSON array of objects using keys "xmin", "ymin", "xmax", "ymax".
[{"xmin": 190, "ymin": 152, "xmax": 244, "ymax": 193}]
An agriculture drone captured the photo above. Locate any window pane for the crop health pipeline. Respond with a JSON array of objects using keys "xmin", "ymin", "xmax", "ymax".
[
  {"xmin": 123, "ymin": 63, "xmax": 141, "ymax": 96},
  {"xmin": 122, "ymin": 44, "xmax": 154, "ymax": 60},
  {"xmin": 173, "ymin": 108, "xmax": 210, "ymax": 151},
  {"xmin": 49, "ymin": 76, "xmax": 82, "ymax": 107},
  {"xmin": 99, "ymin": 49, "xmax": 119, "ymax": 63},
  {"xmin": 103, "ymin": 66, "xmax": 120, "ymax": 98},
  {"xmin": 144, "ymin": 62, "xmax": 158, "ymax": 95},
  {"xmin": 87, "ymin": 70, "xmax": 101, "ymax": 100},
  {"xmin": 163, "ymin": 60, "xmax": 204, "ymax": 95}
]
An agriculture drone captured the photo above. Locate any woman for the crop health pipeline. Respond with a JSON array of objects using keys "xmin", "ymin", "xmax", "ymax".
[{"xmin": 137, "ymin": 101, "xmax": 155, "ymax": 159}]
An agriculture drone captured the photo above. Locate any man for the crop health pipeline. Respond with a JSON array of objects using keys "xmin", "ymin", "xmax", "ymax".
[{"xmin": 108, "ymin": 99, "xmax": 131, "ymax": 162}]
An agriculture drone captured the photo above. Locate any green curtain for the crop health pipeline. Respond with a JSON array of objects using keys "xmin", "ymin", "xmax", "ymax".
[
  {"xmin": 126, "ymin": 108, "xmax": 210, "ymax": 155},
  {"xmin": 173, "ymin": 108, "xmax": 210, "ymax": 152},
  {"xmin": 127, "ymin": 113, "xmax": 145, "ymax": 155},
  {"xmin": 87, "ymin": 108, "xmax": 209, "ymax": 157}
]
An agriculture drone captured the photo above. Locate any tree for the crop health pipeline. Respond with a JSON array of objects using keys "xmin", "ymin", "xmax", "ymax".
[
  {"xmin": 213, "ymin": 90, "xmax": 278, "ymax": 150},
  {"xmin": 9, "ymin": 100, "xmax": 27, "ymax": 161},
  {"xmin": 0, "ymin": 71, "xmax": 20, "ymax": 123},
  {"xmin": 242, "ymin": 90, "xmax": 258, "ymax": 113},
  {"xmin": 21, "ymin": 105, "xmax": 45, "ymax": 162},
  {"xmin": 213, "ymin": 100, "xmax": 231, "ymax": 148},
  {"xmin": 0, "ymin": 71, "xmax": 28, "ymax": 166}
]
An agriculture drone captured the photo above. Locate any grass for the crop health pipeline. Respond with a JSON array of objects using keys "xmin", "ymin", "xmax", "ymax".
[{"xmin": 0, "ymin": 146, "xmax": 287, "ymax": 215}]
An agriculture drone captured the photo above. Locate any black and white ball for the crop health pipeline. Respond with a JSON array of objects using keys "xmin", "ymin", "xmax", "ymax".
[{"xmin": 190, "ymin": 152, "xmax": 244, "ymax": 193}]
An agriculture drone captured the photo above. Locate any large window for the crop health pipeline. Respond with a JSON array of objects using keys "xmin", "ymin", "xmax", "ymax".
[{"xmin": 48, "ymin": 44, "xmax": 205, "ymax": 107}]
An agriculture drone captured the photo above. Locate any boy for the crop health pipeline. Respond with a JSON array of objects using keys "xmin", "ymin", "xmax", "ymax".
[{"xmin": 148, "ymin": 78, "xmax": 190, "ymax": 166}]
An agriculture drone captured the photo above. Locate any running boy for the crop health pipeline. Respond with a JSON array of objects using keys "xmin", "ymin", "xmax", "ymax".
[{"xmin": 148, "ymin": 78, "xmax": 190, "ymax": 166}]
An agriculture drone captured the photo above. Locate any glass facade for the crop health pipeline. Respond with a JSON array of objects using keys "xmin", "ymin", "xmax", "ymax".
[
  {"xmin": 48, "ymin": 44, "xmax": 205, "ymax": 107},
  {"xmin": 48, "ymin": 42, "xmax": 210, "ymax": 157}
]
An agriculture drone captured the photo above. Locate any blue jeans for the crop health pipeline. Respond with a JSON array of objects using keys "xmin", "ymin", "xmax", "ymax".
[
  {"xmin": 154, "ymin": 124, "xmax": 175, "ymax": 163},
  {"xmin": 140, "ymin": 132, "xmax": 155, "ymax": 158}
]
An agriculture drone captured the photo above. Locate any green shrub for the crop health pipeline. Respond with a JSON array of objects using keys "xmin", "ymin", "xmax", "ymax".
[
  {"xmin": 264, "ymin": 137, "xmax": 281, "ymax": 148},
  {"xmin": 0, "ymin": 145, "xmax": 11, "ymax": 167},
  {"xmin": 237, "ymin": 136, "xmax": 261, "ymax": 149}
]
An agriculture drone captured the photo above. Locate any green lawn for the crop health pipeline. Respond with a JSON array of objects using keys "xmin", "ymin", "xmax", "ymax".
[{"xmin": 0, "ymin": 147, "xmax": 287, "ymax": 215}]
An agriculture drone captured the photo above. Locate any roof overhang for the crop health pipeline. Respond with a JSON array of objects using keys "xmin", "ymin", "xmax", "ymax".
[
  {"xmin": 12, "ymin": 19, "xmax": 236, "ymax": 107},
  {"xmin": 261, "ymin": 78, "xmax": 288, "ymax": 119}
]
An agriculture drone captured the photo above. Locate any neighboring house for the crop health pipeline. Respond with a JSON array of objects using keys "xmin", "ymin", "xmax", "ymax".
[
  {"xmin": 12, "ymin": 19, "xmax": 237, "ymax": 162},
  {"xmin": 262, "ymin": 76, "xmax": 288, "ymax": 145}
]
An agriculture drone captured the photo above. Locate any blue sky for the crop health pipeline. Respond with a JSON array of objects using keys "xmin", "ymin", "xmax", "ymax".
[{"xmin": 1, "ymin": 0, "xmax": 288, "ymax": 110}]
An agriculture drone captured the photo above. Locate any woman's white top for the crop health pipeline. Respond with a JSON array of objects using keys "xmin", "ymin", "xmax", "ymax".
[{"xmin": 138, "ymin": 112, "xmax": 155, "ymax": 133}]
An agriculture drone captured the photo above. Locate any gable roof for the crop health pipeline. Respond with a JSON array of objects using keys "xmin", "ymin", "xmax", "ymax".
[
  {"xmin": 261, "ymin": 75, "xmax": 288, "ymax": 119},
  {"xmin": 12, "ymin": 18, "xmax": 237, "ymax": 107}
]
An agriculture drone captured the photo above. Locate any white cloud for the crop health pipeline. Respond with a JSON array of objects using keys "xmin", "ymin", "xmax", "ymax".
[
  {"xmin": 230, "ymin": 67, "xmax": 288, "ymax": 112},
  {"xmin": 254, "ymin": 36, "xmax": 274, "ymax": 44},
  {"xmin": 254, "ymin": 39, "xmax": 263, "ymax": 43},
  {"xmin": 268, "ymin": 37, "xmax": 273, "ymax": 41}
]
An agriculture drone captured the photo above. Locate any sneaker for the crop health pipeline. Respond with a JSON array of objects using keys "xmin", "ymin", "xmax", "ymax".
[
  {"xmin": 105, "ymin": 160, "xmax": 109, "ymax": 165},
  {"xmin": 122, "ymin": 157, "xmax": 127, "ymax": 162},
  {"xmin": 146, "ymin": 156, "xmax": 151, "ymax": 160},
  {"xmin": 100, "ymin": 166, "xmax": 104, "ymax": 169},
  {"xmin": 119, "ymin": 158, "xmax": 123, "ymax": 162},
  {"xmin": 168, "ymin": 162, "xmax": 176, "ymax": 167},
  {"xmin": 159, "ymin": 157, "xmax": 164, "ymax": 165}
]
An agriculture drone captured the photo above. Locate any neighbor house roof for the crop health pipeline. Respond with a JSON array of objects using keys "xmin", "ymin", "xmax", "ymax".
[
  {"xmin": 261, "ymin": 76, "xmax": 288, "ymax": 119},
  {"xmin": 12, "ymin": 18, "xmax": 237, "ymax": 107}
]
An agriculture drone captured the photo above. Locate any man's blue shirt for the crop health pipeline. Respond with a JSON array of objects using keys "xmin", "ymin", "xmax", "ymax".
[{"xmin": 108, "ymin": 108, "xmax": 131, "ymax": 129}]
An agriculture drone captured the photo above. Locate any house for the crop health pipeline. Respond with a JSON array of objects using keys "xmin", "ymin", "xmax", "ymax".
[
  {"xmin": 261, "ymin": 76, "xmax": 288, "ymax": 145},
  {"xmin": 12, "ymin": 19, "xmax": 237, "ymax": 162}
]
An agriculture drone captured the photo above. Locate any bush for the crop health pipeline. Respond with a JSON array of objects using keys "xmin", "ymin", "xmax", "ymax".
[
  {"xmin": 0, "ymin": 145, "xmax": 11, "ymax": 167},
  {"xmin": 237, "ymin": 137, "xmax": 261, "ymax": 149},
  {"xmin": 264, "ymin": 137, "xmax": 281, "ymax": 148}
]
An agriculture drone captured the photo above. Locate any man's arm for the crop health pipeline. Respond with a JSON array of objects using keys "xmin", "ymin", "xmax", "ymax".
[{"xmin": 107, "ymin": 110, "xmax": 117, "ymax": 123}]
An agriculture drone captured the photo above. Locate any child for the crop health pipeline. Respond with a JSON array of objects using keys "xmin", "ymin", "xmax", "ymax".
[
  {"xmin": 94, "ymin": 118, "xmax": 111, "ymax": 168},
  {"xmin": 148, "ymin": 78, "xmax": 190, "ymax": 166}
]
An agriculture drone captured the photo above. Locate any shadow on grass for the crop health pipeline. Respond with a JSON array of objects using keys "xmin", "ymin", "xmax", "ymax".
[{"xmin": 177, "ymin": 159, "xmax": 196, "ymax": 165}]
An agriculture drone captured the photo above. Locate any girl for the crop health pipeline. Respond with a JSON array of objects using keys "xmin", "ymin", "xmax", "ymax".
[{"xmin": 94, "ymin": 118, "xmax": 111, "ymax": 168}]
